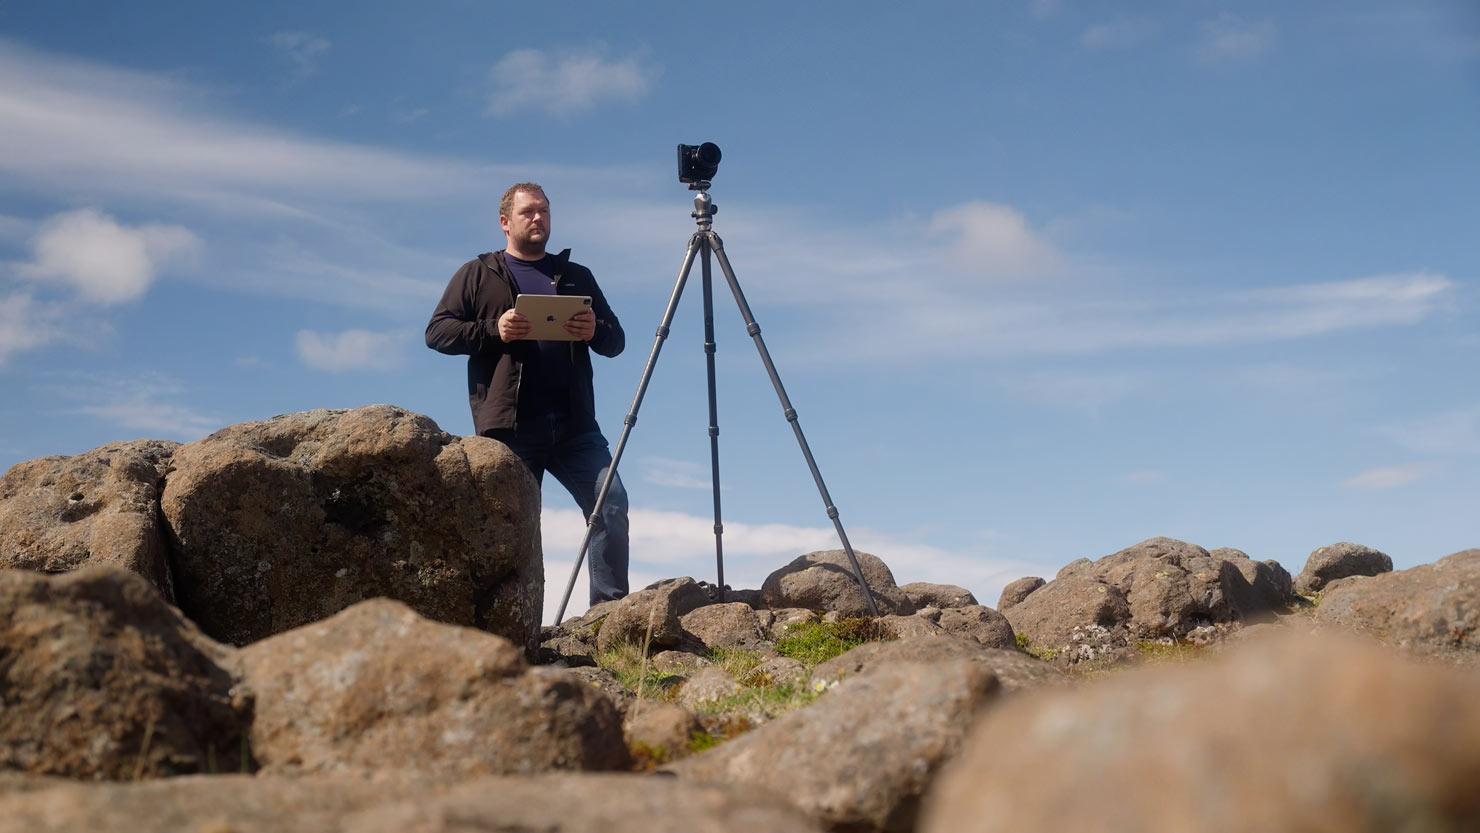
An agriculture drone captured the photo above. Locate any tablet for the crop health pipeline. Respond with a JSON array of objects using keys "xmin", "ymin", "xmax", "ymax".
[{"xmin": 514, "ymin": 294, "xmax": 592, "ymax": 341}]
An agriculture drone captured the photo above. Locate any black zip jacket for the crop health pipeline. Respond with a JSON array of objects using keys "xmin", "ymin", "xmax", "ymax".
[{"xmin": 425, "ymin": 249, "xmax": 625, "ymax": 436}]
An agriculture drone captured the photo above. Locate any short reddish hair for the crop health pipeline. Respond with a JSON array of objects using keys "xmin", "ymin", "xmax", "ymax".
[{"xmin": 499, "ymin": 182, "xmax": 547, "ymax": 217}]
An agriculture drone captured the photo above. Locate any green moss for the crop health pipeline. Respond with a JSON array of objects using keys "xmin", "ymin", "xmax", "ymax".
[
  {"xmin": 703, "ymin": 646, "xmax": 766, "ymax": 679},
  {"xmin": 774, "ymin": 618, "xmax": 896, "ymax": 665},
  {"xmin": 1014, "ymin": 632, "xmax": 1030, "ymax": 650},
  {"xmin": 1025, "ymin": 644, "xmax": 1060, "ymax": 662},
  {"xmin": 690, "ymin": 681, "xmax": 820, "ymax": 718}
]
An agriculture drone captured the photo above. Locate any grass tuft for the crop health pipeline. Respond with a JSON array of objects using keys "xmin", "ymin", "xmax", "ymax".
[{"xmin": 774, "ymin": 618, "xmax": 897, "ymax": 665}]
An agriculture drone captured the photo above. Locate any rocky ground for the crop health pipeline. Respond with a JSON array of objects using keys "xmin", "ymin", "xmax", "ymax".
[{"xmin": 0, "ymin": 405, "xmax": 1476, "ymax": 832}]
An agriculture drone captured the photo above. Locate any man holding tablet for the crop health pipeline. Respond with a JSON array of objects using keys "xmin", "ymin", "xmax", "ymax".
[{"xmin": 426, "ymin": 182, "xmax": 629, "ymax": 607}]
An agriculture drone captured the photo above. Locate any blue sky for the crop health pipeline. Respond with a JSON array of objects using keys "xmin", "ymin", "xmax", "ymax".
[{"xmin": 2, "ymin": 1, "xmax": 1476, "ymax": 622}]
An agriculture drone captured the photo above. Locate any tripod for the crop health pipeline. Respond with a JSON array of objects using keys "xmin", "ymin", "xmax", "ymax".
[{"xmin": 553, "ymin": 182, "xmax": 880, "ymax": 623}]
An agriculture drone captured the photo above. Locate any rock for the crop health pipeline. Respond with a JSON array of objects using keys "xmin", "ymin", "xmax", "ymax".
[
  {"xmin": 0, "ymin": 440, "xmax": 179, "ymax": 599},
  {"xmin": 1002, "ymin": 573, "xmax": 1130, "ymax": 655},
  {"xmin": 1296, "ymin": 542, "xmax": 1394, "ymax": 594},
  {"xmin": 936, "ymin": 605, "xmax": 1017, "ymax": 649},
  {"xmin": 1313, "ymin": 548, "xmax": 1479, "ymax": 659},
  {"xmin": 761, "ymin": 550, "xmax": 915, "ymax": 617},
  {"xmin": 996, "ymin": 576, "xmax": 1044, "ymax": 611},
  {"xmin": 595, "ymin": 577, "xmax": 710, "ymax": 653},
  {"xmin": 899, "ymin": 582, "xmax": 977, "ymax": 609},
  {"xmin": 563, "ymin": 666, "xmax": 636, "ymax": 716},
  {"xmin": 1006, "ymin": 538, "xmax": 1297, "ymax": 666},
  {"xmin": 0, "ymin": 566, "xmax": 249, "ymax": 779},
  {"xmin": 651, "ymin": 649, "xmax": 710, "ymax": 673},
  {"xmin": 239, "ymin": 598, "xmax": 630, "ymax": 777},
  {"xmin": 765, "ymin": 607, "xmax": 820, "ymax": 639},
  {"xmin": 880, "ymin": 613, "xmax": 946, "ymax": 639},
  {"xmin": 160, "ymin": 405, "xmax": 542, "ymax": 652},
  {"xmin": 811, "ymin": 635, "xmax": 1068, "ymax": 695},
  {"xmin": 670, "ymin": 657, "xmax": 1000, "ymax": 833},
  {"xmin": 538, "ymin": 627, "xmax": 598, "ymax": 667},
  {"xmin": 920, "ymin": 631, "xmax": 1480, "ymax": 833},
  {"xmin": 680, "ymin": 602, "xmax": 766, "ymax": 650},
  {"xmin": 743, "ymin": 656, "xmax": 808, "ymax": 686},
  {"xmin": 624, "ymin": 702, "xmax": 704, "ymax": 767},
  {"xmin": 0, "ymin": 773, "xmax": 827, "ymax": 833},
  {"xmin": 677, "ymin": 666, "xmax": 741, "ymax": 709}
]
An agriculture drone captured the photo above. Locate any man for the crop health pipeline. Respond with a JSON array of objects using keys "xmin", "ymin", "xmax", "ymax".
[{"xmin": 426, "ymin": 183, "xmax": 629, "ymax": 606}]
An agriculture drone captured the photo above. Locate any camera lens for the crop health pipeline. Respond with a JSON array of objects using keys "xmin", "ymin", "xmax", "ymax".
[{"xmin": 678, "ymin": 142, "xmax": 723, "ymax": 183}]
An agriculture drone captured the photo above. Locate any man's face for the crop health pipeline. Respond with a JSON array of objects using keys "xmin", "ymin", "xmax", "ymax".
[{"xmin": 500, "ymin": 189, "xmax": 550, "ymax": 253}]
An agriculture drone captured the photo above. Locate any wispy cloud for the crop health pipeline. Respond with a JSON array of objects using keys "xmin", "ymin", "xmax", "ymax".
[
  {"xmin": 1082, "ymin": 18, "xmax": 1158, "ymax": 50},
  {"xmin": 295, "ymin": 328, "xmax": 407, "ymax": 372},
  {"xmin": 267, "ymin": 30, "xmax": 331, "ymax": 79},
  {"xmin": 927, "ymin": 201, "xmax": 1063, "ymax": 279},
  {"xmin": 16, "ymin": 208, "xmax": 200, "ymax": 305},
  {"xmin": 0, "ymin": 293, "xmax": 63, "ymax": 366},
  {"xmin": 1382, "ymin": 405, "xmax": 1480, "ymax": 456},
  {"xmin": 999, "ymin": 369, "xmax": 1150, "ymax": 413},
  {"xmin": 0, "ymin": 40, "xmax": 493, "ymax": 203},
  {"xmin": 486, "ymin": 45, "xmax": 660, "ymax": 117},
  {"xmin": 1198, "ymin": 13, "xmax": 1276, "ymax": 62},
  {"xmin": 49, "ymin": 372, "xmax": 223, "ymax": 440},
  {"xmin": 1122, "ymin": 470, "xmax": 1168, "ymax": 484},
  {"xmin": 832, "ymin": 271, "xmax": 1454, "ymax": 362},
  {"xmin": 1341, "ymin": 462, "xmax": 1438, "ymax": 489},
  {"xmin": 639, "ymin": 456, "xmax": 715, "ymax": 490}
]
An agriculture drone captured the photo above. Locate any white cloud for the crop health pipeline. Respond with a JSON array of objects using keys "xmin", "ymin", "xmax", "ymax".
[
  {"xmin": 0, "ymin": 292, "xmax": 63, "ymax": 366},
  {"xmin": 1082, "ymin": 18, "xmax": 1158, "ymax": 50},
  {"xmin": 1198, "ymin": 13, "xmax": 1276, "ymax": 62},
  {"xmin": 268, "ymin": 30, "xmax": 331, "ymax": 78},
  {"xmin": 295, "ymin": 328, "xmax": 406, "ymax": 371},
  {"xmin": 486, "ymin": 45, "xmax": 660, "ymax": 117},
  {"xmin": 17, "ymin": 208, "xmax": 199, "ymax": 304},
  {"xmin": 1341, "ymin": 463, "xmax": 1438, "ymax": 489},
  {"xmin": 928, "ymin": 201, "xmax": 1062, "ymax": 279}
]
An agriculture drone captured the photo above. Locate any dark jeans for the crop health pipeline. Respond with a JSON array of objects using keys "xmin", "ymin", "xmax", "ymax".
[{"xmin": 485, "ymin": 418, "xmax": 630, "ymax": 606}]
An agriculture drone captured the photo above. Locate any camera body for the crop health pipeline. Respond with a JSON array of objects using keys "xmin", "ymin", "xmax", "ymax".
[{"xmin": 677, "ymin": 142, "xmax": 722, "ymax": 183}]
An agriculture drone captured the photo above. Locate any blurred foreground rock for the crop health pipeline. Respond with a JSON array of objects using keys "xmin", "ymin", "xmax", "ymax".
[{"xmin": 921, "ymin": 631, "xmax": 1480, "ymax": 833}]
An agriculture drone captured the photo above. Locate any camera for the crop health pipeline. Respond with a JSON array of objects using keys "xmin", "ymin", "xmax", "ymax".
[{"xmin": 677, "ymin": 142, "xmax": 722, "ymax": 184}]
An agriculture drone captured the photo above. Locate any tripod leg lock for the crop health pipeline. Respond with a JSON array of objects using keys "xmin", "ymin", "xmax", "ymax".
[
  {"xmin": 784, "ymin": 408, "xmax": 798, "ymax": 422},
  {"xmin": 624, "ymin": 414, "xmax": 638, "ymax": 426},
  {"xmin": 746, "ymin": 323, "xmax": 761, "ymax": 336},
  {"xmin": 826, "ymin": 506, "xmax": 840, "ymax": 520}
]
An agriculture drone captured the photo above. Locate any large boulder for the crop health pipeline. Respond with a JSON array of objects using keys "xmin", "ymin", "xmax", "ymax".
[
  {"xmin": 0, "ymin": 440, "xmax": 178, "ymax": 599},
  {"xmin": 761, "ymin": 550, "xmax": 915, "ymax": 617},
  {"xmin": 670, "ymin": 657, "xmax": 1000, "ymax": 833},
  {"xmin": 920, "ymin": 632, "xmax": 1480, "ymax": 832},
  {"xmin": 0, "ymin": 566, "xmax": 249, "ymax": 779},
  {"xmin": 0, "ymin": 773, "xmax": 826, "ymax": 833},
  {"xmin": 1313, "ymin": 548, "xmax": 1478, "ymax": 660},
  {"xmin": 1005, "ymin": 538, "xmax": 1297, "ymax": 665},
  {"xmin": 239, "ymin": 598, "xmax": 629, "ymax": 777},
  {"xmin": 1296, "ymin": 542, "xmax": 1393, "ymax": 594},
  {"xmin": 160, "ymin": 405, "xmax": 542, "ymax": 651}
]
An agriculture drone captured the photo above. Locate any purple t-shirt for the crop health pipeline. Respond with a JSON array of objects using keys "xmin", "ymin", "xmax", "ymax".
[{"xmin": 505, "ymin": 253, "xmax": 573, "ymax": 418}]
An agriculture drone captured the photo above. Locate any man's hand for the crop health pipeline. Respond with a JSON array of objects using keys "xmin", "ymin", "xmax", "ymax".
[
  {"xmin": 564, "ymin": 309, "xmax": 596, "ymax": 342},
  {"xmin": 497, "ymin": 309, "xmax": 532, "ymax": 343}
]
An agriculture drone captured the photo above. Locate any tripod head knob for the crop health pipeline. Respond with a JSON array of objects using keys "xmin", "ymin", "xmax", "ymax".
[{"xmin": 692, "ymin": 189, "xmax": 717, "ymax": 224}]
